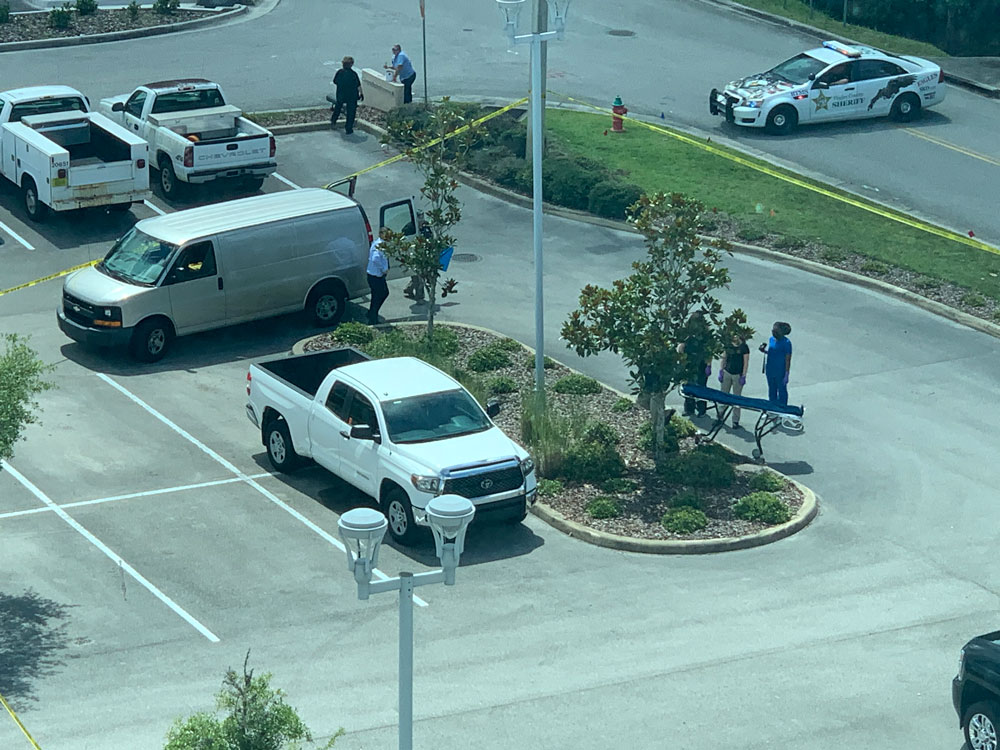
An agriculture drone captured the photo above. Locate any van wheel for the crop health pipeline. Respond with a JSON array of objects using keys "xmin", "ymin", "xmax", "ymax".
[
  {"xmin": 158, "ymin": 155, "xmax": 183, "ymax": 199},
  {"xmin": 383, "ymin": 488, "xmax": 418, "ymax": 546},
  {"xmin": 264, "ymin": 418, "xmax": 301, "ymax": 472},
  {"xmin": 23, "ymin": 178, "xmax": 49, "ymax": 222},
  {"xmin": 307, "ymin": 284, "xmax": 347, "ymax": 327},
  {"xmin": 890, "ymin": 93, "xmax": 921, "ymax": 122},
  {"xmin": 765, "ymin": 105, "xmax": 797, "ymax": 136},
  {"xmin": 129, "ymin": 318, "xmax": 173, "ymax": 362}
]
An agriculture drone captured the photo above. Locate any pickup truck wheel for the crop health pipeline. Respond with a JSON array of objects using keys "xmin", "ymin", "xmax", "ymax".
[
  {"xmin": 964, "ymin": 701, "xmax": 999, "ymax": 750},
  {"xmin": 129, "ymin": 318, "xmax": 173, "ymax": 362},
  {"xmin": 158, "ymin": 155, "xmax": 183, "ymax": 199},
  {"xmin": 307, "ymin": 284, "xmax": 347, "ymax": 327},
  {"xmin": 383, "ymin": 489, "xmax": 418, "ymax": 546},
  {"xmin": 22, "ymin": 178, "xmax": 49, "ymax": 222},
  {"xmin": 264, "ymin": 419, "xmax": 301, "ymax": 472},
  {"xmin": 242, "ymin": 177, "xmax": 265, "ymax": 193}
]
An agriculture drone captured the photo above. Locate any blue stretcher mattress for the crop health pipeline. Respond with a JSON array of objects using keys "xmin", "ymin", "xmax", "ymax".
[{"xmin": 681, "ymin": 384, "xmax": 804, "ymax": 417}]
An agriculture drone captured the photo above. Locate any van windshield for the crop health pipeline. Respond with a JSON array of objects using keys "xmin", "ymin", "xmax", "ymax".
[
  {"xmin": 381, "ymin": 389, "xmax": 492, "ymax": 444},
  {"xmin": 98, "ymin": 227, "xmax": 177, "ymax": 286}
]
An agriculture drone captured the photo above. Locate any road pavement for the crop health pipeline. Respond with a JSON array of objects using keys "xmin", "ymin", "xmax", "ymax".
[{"xmin": 0, "ymin": 128, "xmax": 997, "ymax": 749}]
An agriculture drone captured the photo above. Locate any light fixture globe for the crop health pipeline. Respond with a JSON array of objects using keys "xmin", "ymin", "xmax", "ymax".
[
  {"xmin": 425, "ymin": 494, "xmax": 476, "ymax": 559},
  {"xmin": 338, "ymin": 507, "xmax": 388, "ymax": 573}
]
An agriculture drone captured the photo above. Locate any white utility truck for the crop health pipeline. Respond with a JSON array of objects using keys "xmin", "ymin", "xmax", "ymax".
[
  {"xmin": 99, "ymin": 79, "xmax": 276, "ymax": 198},
  {"xmin": 246, "ymin": 348, "xmax": 538, "ymax": 545},
  {"xmin": 0, "ymin": 86, "xmax": 150, "ymax": 221}
]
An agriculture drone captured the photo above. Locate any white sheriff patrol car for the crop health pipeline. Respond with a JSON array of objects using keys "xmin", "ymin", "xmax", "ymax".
[{"xmin": 709, "ymin": 40, "xmax": 946, "ymax": 135}]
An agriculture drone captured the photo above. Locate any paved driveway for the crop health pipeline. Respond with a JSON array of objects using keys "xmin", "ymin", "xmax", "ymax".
[{"xmin": 1, "ymin": 129, "xmax": 996, "ymax": 749}]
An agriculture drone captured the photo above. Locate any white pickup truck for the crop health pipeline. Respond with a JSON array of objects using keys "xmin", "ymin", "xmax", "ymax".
[
  {"xmin": 99, "ymin": 78, "xmax": 276, "ymax": 199},
  {"xmin": 0, "ymin": 86, "xmax": 150, "ymax": 221},
  {"xmin": 246, "ymin": 348, "xmax": 537, "ymax": 545}
]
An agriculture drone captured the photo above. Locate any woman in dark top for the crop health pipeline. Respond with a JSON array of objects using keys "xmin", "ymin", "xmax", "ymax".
[
  {"xmin": 718, "ymin": 333, "xmax": 751, "ymax": 428},
  {"xmin": 331, "ymin": 56, "xmax": 363, "ymax": 135}
]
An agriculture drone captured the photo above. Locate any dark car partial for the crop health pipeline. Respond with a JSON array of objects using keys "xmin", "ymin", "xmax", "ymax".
[{"xmin": 954, "ymin": 630, "xmax": 1000, "ymax": 750}]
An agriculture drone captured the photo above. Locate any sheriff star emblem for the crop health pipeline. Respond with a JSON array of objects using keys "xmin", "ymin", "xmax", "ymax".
[{"xmin": 813, "ymin": 91, "xmax": 831, "ymax": 110}]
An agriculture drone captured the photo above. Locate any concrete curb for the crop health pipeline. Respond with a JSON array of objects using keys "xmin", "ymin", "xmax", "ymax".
[
  {"xmin": 0, "ymin": 4, "xmax": 247, "ymax": 54},
  {"xmin": 696, "ymin": 0, "xmax": 1000, "ymax": 99}
]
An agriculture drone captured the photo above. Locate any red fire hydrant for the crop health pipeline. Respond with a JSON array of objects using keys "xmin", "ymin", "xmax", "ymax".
[{"xmin": 611, "ymin": 95, "xmax": 628, "ymax": 133}]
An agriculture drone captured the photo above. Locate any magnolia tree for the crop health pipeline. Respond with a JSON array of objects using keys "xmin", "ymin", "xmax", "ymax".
[
  {"xmin": 0, "ymin": 334, "xmax": 53, "ymax": 470},
  {"xmin": 561, "ymin": 192, "xmax": 752, "ymax": 464},
  {"xmin": 379, "ymin": 99, "xmax": 478, "ymax": 340}
]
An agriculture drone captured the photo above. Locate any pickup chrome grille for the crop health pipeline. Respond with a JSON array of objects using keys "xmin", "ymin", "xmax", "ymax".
[
  {"xmin": 63, "ymin": 292, "xmax": 95, "ymax": 327},
  {"xmin": 443, "ymin": 466, "xmax": 523, "ymax": 499}
]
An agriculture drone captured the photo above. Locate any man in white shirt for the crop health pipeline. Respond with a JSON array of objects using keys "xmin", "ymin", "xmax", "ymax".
[{"xmin": 367, "ymin": 228, "xmax": 391, "ymax": 324}]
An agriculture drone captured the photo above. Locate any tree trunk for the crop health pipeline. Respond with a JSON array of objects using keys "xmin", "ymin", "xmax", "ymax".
[
  {"xmin": 426, "ymin": 280, "xmax": 437, "ymax": 340},
  {"xmin": 650, "ymin": 390, "xmax": 667, "ymax": 465}
]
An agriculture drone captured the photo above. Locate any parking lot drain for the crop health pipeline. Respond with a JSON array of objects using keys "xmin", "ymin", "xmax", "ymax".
[
  {"xmin": 451, "ymin": 253, "xmax": 481, "ymax": 263},
  {"xmin": 609, "ymin": 29, "xmax": 636, "ymax": 36}
]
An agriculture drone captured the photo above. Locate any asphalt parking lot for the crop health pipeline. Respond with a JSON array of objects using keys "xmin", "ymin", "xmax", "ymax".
[{"xmin": 2, "ymin": 128, "xmax": 995, "ymax": 749}]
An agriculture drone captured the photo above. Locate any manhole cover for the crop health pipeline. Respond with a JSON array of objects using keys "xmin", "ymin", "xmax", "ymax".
[
  {"xmin": 608, "ymin": 29, "xmax": 635, "ymax": 37},
  {"xmin": 451, "ymin": 253, "xmax": 481, "ymax": 263}
]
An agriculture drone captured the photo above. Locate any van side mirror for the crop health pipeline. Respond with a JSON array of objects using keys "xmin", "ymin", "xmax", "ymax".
[
  {"xmin": 486, "ymin": 399, "xmax": 501, "ymax": 418},
  {"xmin": 112, "ymin": 101, "xmax": 125, "ymax": 112},
  {"xmin": 350, "ymin": 424, "xmax": 375, "ymax": 440}
]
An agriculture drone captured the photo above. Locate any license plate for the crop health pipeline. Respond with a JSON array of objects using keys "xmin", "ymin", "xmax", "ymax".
[{"xmin": 52, "ymin": 177, "xmax": 68, "ymax": 187}]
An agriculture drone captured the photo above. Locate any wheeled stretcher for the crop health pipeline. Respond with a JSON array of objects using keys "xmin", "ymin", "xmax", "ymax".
[{"xmin": 681, "ymin": 383, "xmax": 804, "ymax": 464}]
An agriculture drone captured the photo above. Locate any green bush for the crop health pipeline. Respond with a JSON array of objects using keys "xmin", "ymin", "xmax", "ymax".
[
  {"xmin": 75, "ymin": 0, "xmax": 97, "ymax": 14},
  {"xmin": 487, "ymin": 375, "xmax": 518, "ymax": 395},
  {"xmin": 694, "ymin": 441, "xmax": 739, "ymax": 463},
  {"xmin": 0, "ymin": 2, "xmax": 11, "ymax": 22},
  {"xmin": 661, "ymin": 506, "xmax": 708, "ymax": 534},
  {"xmin": 536, "ymin": 478, "xmax": 563, "ymax": 497},
  {"xmin": 520, "ymin": 397, "xmax": 572, "ymax": 479},
  {"xmin": 669, "ymin": 489, "xmax": 703, "ymax": 510},
  {"xmin": 586, "ymin": 496, "xmax": 620, "ymax": 519},
  {"xmin": 482, "ymin": 116, "xmax": 527, "ymax": 156},
  {"xmin": 658, "ymin": 450, "xmax": 735, "ymax": 489},
  {"xmin": 542, "ymin": 157, "xmax": 602, "ymax": 211},
  {"xmin": 583, "ymin": 420, "xmax": 619, "ymax": 446},
  {"xmin": 588, "ymin": 181, "xmax": 643, "ymax": 220},
  {"xmin": 452, "ymin": 368, "xmax": 489, "ymax": 408},
  {"xmin": 467, "ymin": 345, "xmax": 511, "ymax": 372},
  {"xmin": 638, "ymin": 414, "xmax": 696, "ymax": 454},
  {"xmin": 611, "ymin": 397, "xmax": 633, "ymax": 413},
  {"xmin": 601, "ymin": 477, "xmax": 637, "ymax": 494},
  {"xmin": 365, "ymin": 330, "xmax": 413, "ymax": 358},
  {"xmin": 493, "ymin": 337, "xmax": 523, "ymax": 352},
  {"xmin": 331, "ymin": 321, "xmax": 375, "ymax": 345},
  {"xmin": 860, "ymin": 259, "xmax": 889, "ymax": 274},
  {"xmin": 820, "ymin": 247, "xmax": 848, "ymax": 263},
  {"xmin": 385, "ymin": 103, "xmax": 434, "ymax": 141},
  {"xmin": 468, "ymin": 145, "xmax": 512, "ymax": 176},
  {"xmin": 553, "ymin": 374, "xmax": 602, "ymax": 395},
  {"xmin": 962, "ymin": 292, "xmax": 987, "ymax": 308},
  {"xmin": 748, "ymin": 470, "xmax": 786, "ymax": 493},
  {"xmin": 736, "ymin": 225, "xmax": 767, "ymax": 242},
  {"xmin": 419, "ymin": 325, "xmax": 459, "ymax": 356},
  {"xmin": 49, "ymin": 4, "xmax": 73, "ymax": 28},
  {"xmin": 153, "ymin": 0, "xmax": 180, "ymax": 13},
  {"xmin": 561, "ymin": 441, "xmax": 625, "ymax": 484},
  {"xmin": 773, "ymin": 235, "xmax": 806, "ymax": 250},
  {"xmin": 489, "ymin": 156, "xmax": 532, "ymax": 193},
  {"xmin": 126, "ymin": 0, "xmax": 139, "ymax": 20},
  {"xmin": 733, "ymin": 491, "xmax": 791, "ymax": 524},
  {"xmin": 524, "ymin": 353, "xmax": 556, "ymax": 370}
]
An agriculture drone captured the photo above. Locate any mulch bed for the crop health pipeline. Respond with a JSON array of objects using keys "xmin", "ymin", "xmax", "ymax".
[
  {"xmin": 305, "ymin": 323, "xmax": 804, "ymax": 542},
  {"xmin": 0, "ymin": 8, "xmax": 210, "ymax": 43}
]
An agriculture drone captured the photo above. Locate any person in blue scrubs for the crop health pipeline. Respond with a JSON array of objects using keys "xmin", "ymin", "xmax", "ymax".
[
  {"xmin": 387, "ymin": 44, "xmax": 417, "ymax": 104},
  {"xmin": 760, "ymin": 321, "xmax": 792, "ymax": 405}
]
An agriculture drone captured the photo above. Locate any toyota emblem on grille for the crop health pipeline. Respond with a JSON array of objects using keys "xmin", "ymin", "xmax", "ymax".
[{"xmin": 480, "ymin": 479, "xmax": 494, "ymax": 490}]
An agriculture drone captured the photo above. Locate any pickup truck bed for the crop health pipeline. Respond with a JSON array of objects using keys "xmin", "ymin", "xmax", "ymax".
[{"xmin": 256, "ymin": 347, "xmax": 369, "ymax": 398}]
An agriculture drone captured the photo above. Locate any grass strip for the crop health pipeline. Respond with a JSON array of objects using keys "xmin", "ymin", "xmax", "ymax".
[
  {"xmin": 544, "ymin": 109, "xmax": 1000, "ymax": 299},
  {"xmin": 725, "ymin": 0, "xmax": 947, "ymax": 57}
]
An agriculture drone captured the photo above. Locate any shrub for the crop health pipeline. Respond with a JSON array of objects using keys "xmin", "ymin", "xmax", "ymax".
[
  {"xmin": 467, "ymin": 345, "xmax": 511, "ymax": 372},
  {"xmin": 914, "ymin": 276, "xmax": 940, "ymax": 290},
  {"xmin": 773, "ymin": 235, "xmax": 805, "ymax": 250},
  {"xmin": 126, "ymin": 0, "xmax": 139, "ymax": 20},
  {"xmin": 733, "ymin": 491, "xmax": 791, "ymax": 524},
  {"xmin": 583, "ymin": 420, "xmax": 619, "ymax": 446},
  {"xmin": 611, "ymin": 397, "xmax": 633, "ymax": 413},
  {"xmin": 542, "ymin": 157, "xmax": 602, "ymax": 211},
  {"xmin": 820, "ymin": 247, "xmax": 848, "ymax": 263},
  {"xmin": 669, "ymin": 489, "xmax": 703, "ymax": 510},
  {"xmin": 494, "ymin": 337, "xmax": 523, "ymax": 352},
  {"xmin": 586, "ymin": 495, "xmax": 620, "ymax": 519},
  {"xmin": 487, "ymin": 375, "xmax": 518, "ymax": 395},
  {"xmin": 553, "ymin": 373, "xmax": 601, "ymax": 395},
  {"xmin": 588, "ymin": 181, "xmax": 643, "ymax": 220},
  {"xmin": 488, "ymin": 156, "xmax": 532, "ymax": 193},
  {"xmin": 0, "ymin": 2, "xmax": 11, "ymax": 23},
  {"xmin": 962, "ymin": 292, "xmax": 987, "ymax": 308},
  {"xmin": 331, "ymin": 321, "xmax": 375, "ymax": 345},
  {"xmin": 524, "ymin": 353, "xmax": 556, "ymax": 370},
  {"xmin": 385, "ymin": 103, "xmax": 433, "ymax": 140},
  {"xmin": 658, "ymin": 450, "xmax": 735, "ymax": 489},
  {"xmin": 561, "ymin": 441, "xmax": 625, "ymax": 484},
  {"xmin": 661, "ymin": 506, "xmax": 708, "ymax": 534},
  {"xmin": 694, "ymin": 441, "xmax": 739, "ymax": 463},
  {"xmin": 419, "ymin": 325, "xmax": 459, "ymax": 356},
  {"xmin": 365, "ymin": 330, "xmax": 413, "ymax": 358},
  {"xmin": 736, "ymin": 225, "xmax": 767, "ymax": 242},
  {"xmin": 601, "ymin": 477, "xmax": 637, "ymax": 494},
  {"xmin": 468, "ymin": 145, "xmax": 512, "ymax": 176},
  {"xmin": 536, "ymin": 478, "xmax": 563, "ymax": 497},
  {"xmin": 860, "ymin": 259, "xmax": 889, "ymax": 274},
  {"xmin": 153, "ymin": 0, "xmax": 180, "ymax": 13},
  {"xmin": 49, "ymin": 4, "xmax": 73, "ymax": 28},
  {"xmin": 748, "ymin": 470, "xmax": 786, "ymax": 493},
  {"xmin": 75, "ymin": 0, "xmax": 98, "ymax": 14},
  {"xmin": 520, "ymin": 397, "xmax": 572, "ymax": 479},
  {"xmin": 638, "ymin": 414, "xmax": 696, "ymax": 454}
]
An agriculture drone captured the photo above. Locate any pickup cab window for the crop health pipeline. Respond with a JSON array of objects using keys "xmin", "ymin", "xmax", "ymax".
[
  {"xmin": 326, "ymin": 382, "xmax": 350, "ymax": 418},
  {"xmin": 152, "ymin": 89, "xmax": 226, "ymax": 114},
  {"xmin": 98, "ymin": 227, "xmax": 178, "ymax": 286},
  {"xmin": 9, "ymin": 97, "xmax": 86, "ymax": 122},
  {"xmin": 347, "ymin": 392, "xmax": 378, "ymax": 432},
  {"xmin": 381, "ymin": 389, "xmax": 491, "ymax": 444},
  {"xmin": 124, "ymin": 91, "xmax": 147, "ymax": 118}
]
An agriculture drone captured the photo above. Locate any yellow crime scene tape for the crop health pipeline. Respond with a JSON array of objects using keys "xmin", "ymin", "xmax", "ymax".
[
  {"xmin": 0, "ymin": 98, "xmax": 532, "ymax": 300},
  {"xmin": 1, "ymin": 690, "xmax": 44, "ymax": 750},
  {"xmin": 550, "ymin": 91, "xmax": 1000, "ymax": 256}
]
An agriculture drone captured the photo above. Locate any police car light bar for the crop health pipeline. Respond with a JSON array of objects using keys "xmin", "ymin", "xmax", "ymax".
[{"xmin": 822, "ymin": 40, "xmax": 862, "ymax": 58}]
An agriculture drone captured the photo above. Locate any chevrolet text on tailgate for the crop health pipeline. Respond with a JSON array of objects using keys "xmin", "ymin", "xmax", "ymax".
[
  {"xmin": 99, "ymin": 78, "xmax": 276, "ymax": 199},
  {"xmin": 246, "ymin": 349, "xmax": 538, "ymax": 545}
]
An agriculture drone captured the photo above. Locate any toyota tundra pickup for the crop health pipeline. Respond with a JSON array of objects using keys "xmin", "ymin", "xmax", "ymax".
[
  {"xmin": 246, "ymin": 348, "xmax": 537, "ymax": 545},
  {"xmin": 99, "ymin": 79, "xmax": 276, "ymax": 198}
]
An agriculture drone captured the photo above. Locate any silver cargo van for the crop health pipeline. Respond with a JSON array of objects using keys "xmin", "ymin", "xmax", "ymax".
[{"xmin": 57, "ymin": 188, "xmax": 416, "ymax": 361}]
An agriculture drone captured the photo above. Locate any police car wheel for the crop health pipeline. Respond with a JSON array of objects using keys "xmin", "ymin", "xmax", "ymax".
[
  {"xmin": 890, "ymin": 93, "xmax": 921, "ymax": 122},
  {"xmin": 765, "ymin": 106, "xmax": 797, "ymax": 136}
]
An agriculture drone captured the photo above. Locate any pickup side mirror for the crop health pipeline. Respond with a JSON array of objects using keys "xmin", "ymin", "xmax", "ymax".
[
  {"xmin": 486, "ymin": 399, "xmax": 501, "ymax": 418},
  {"xmin": 111, "ymin": 101, "xmax": 125, "ymax": 112},
  {"xmin": 350, "ymin": 423, "xmax": 376, "ymax": 440}
]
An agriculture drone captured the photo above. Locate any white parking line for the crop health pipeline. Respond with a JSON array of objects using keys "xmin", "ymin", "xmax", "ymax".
[
  {"xmin": 142, "ymin": 199, "xmax": 167, "ymax": 216},
  {"xmin": 272, "ymin": 173, "xmax": 301, "ymax": 190},
  {"xmin": 0, "ymin": 473, "xmax": 274, "ymax": 520},
  {"xmin": 1, "ymin": 460, "xmax": 220, "ymax": 643},
  {"xmin": 0, "ymin": 220, "xmax": 35, "ymax": 251},
  {"xmin": 95, "ymin": 373, "xmax": 427, "ymax": 605}
]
